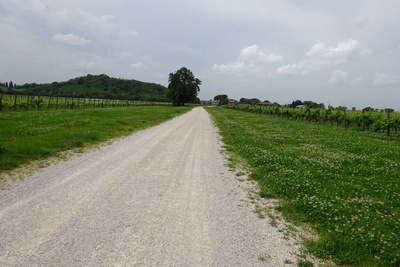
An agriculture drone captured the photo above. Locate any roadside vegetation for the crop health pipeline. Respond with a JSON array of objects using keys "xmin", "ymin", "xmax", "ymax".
[
  {"xmin": 206, "ymin": 107, "xmax": 400, "ymax": 267},
  {"xmin": 0, "ymin": 106, "xmax": 191, "ymax": 179}
]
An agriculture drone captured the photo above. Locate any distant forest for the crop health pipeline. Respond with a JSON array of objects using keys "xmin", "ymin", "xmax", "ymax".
[{"xmin": 1, "ymin": 74, "xmax": 169, "ymax": 102}]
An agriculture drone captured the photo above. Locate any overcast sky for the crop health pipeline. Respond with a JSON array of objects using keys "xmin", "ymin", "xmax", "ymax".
[{"xmin": 1, "ymin": 0, "xmax": 400, "ymax": 109}]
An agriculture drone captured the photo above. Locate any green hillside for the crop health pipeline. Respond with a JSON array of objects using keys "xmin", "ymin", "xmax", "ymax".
[{"xmin": 8, "ymin": 74, "xmax": 169, "ymax": 102}]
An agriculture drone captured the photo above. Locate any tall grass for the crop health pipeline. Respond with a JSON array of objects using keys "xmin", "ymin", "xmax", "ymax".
[
  {"xmin": 0, "ymin": 106, "xmax": 191, "ymax": 173},
  {"xmin": 207, "ymin": 107, "xmax": 400, "ymax": 267}
]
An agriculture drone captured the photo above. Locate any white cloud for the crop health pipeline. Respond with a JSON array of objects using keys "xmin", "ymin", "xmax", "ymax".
[
  {"xmin": 276, "ymin": 39, "xmax": 371, "ymax": 75},
  {"xmin": 329, "ymin": 70, "xmax": 347, "ymax": 84},
  {"xmin": 212, "ymin": 61, "xmax": 256, "ymax": 73},
  {"xmin": 374, "ymin": 73, "xmax": 399, "ymax": 87},
  {"xmin": 212, "ymin": 44, "xmax": 281, "ymax": 74},
  {"xmin": 276, "ymin": 63, "xmax": 302, "ymax": 76},
  {"xmin": 130, "ymin": 62, "xmax": 148, "ymax": 69},
  {"xmin": 306, "ymin": 39, "xmax": 371, "ymax": 64},
  {"xmin": 239, "ymin": 45, "xmax": 282, "ymax": 63},
  {"xmin": 52, "ymin": 33, "xmax": 91, "ymax": 46}
]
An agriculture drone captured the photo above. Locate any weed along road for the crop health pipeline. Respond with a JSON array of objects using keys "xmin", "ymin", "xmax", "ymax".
[{"xmin": 0, "ymin": 107, "xmax": 299, "ymax": 266}]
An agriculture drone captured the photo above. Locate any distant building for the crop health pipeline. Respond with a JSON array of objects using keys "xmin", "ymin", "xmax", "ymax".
[
  {"xmin": 227, "ymin": 99, "xmax": 238, "ymax": 105},
  {"xmin": 200, "ymin": 100, "xmax": 219, "ymax": 106}
]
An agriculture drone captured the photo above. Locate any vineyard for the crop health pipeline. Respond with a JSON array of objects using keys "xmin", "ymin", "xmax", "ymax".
[
  {"xmin": 0, "ymin": 94, "xmax": 169, "ymax": 112},
  {"xmin": 226, "ymin": 105, "xmax": 400, "ymax": 139}
]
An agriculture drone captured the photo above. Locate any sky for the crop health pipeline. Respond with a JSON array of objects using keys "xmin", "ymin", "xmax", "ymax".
[{"xmin": 1, "ymin": 0, "xmax": 400, "ymax": 110}]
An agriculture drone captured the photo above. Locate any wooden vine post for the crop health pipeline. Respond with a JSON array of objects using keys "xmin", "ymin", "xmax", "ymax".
[
  {"xmin": 13, "ymin": 94, "xmax": 17, "ymax": 111},
  {"xmin": 362, "ymin": 109, "xmax": 365, "ymax": 131},
  {"xmin": 386, "ymin": 109, "xmax": 391, "ymax": 137}
]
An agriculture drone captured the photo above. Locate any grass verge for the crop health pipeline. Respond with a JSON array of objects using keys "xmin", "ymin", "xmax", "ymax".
[
  {"xmin": 206, "ymin": 107, "xmax": 400, "ymax": 267},
  {"xmin": 0, "ymin": 106, "xmax": 191, "ymax": 181}
]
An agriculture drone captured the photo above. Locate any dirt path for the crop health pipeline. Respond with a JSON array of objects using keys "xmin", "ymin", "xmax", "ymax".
[{"xmin": 0, "ymin": 107, "xmax": 300, "ymax": 266}]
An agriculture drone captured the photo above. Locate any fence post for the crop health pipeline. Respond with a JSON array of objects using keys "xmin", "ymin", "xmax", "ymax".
[
  {"xmin": 25, "ymin": 95, "xmax": 29, "ymax": 110},
  {"xmin": 362, "ymin": 109, "xmax": 365, "ymax": 131},
  {"xmin": 387, "ymin": 110, "xmax": 391, "ymax": 137},
  {"xmin": 13, "ymin": 94, "xmax": 17, "ymax": 111},
  {"xmin": 0, "ymin": 94, "xmax": 2, "ymax": 111},
  {"xmin": 71, "ymin": 95, "xmax": 75, "ymax": 109},
  {"xmin": 343, "ymin": 108, "xmax": 347, "ymax": 130},
  {"xmin": 30, "ymin": 95, "xmax": 34, "ymax": 110}
]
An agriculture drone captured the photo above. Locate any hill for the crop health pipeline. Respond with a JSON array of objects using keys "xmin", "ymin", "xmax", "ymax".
[{"xmin": 6, "ymin": 74, "xmax": 169, "ymax": 102}]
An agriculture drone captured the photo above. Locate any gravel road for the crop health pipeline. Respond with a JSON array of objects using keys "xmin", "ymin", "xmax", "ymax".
[{"xmin": 0, "ymin": 107, "xmax": 300, "ymax": 267}]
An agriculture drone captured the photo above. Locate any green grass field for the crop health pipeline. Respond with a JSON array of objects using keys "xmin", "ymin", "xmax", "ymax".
[
  {"xmin": 0, "ymin": 106, "xmax": 191, "ymax": 175},
  {"xmin": 206, "ymin": 107, "xmax": 400, "ymax": 267}
]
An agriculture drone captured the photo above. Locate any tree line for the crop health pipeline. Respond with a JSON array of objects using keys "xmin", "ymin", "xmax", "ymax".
[
  {"xmin": 2, "ymin": 69, "xmax": 203, "ymax": 106},
  {"xmin": 1, "ymin": 74, "xmax": 169, "ymax": 102},
  {"xmin": 0, "ymin": 81, "xmax": 17, "ymax": 89}
]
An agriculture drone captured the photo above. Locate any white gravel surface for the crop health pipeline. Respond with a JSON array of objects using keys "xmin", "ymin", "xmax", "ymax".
[{"xmin": 0, "ymin": 107, "xmax": 301, "ymax": 267}]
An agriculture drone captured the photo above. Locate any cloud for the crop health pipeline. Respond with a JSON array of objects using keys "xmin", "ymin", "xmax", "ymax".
[
  {"xmin": 329, "ymin": 70, "xmax": 347, "ymax": 84},
  {"xmin": 49, "ymin": 8, "xmax": 117, "ymax": 35},
  {"xmin": 212, "ymin": 44, "xmax": 281, "ymax": 74},
  {"xmin": 76, "ymin": 61, "xmax": 96, "ymax": 71},
  {"xmin": 7, "ymin": 0, "xmax": 47, "ymax": 14},
  {"xmin": 130, "ymin": 62, "xmax": 148, "ymax": 69},
  {"xmin": 276, "ymin": 63, "xmax": 302, "ymax": 76},
  {"xmin": 374, "ymin": 73, "xmax": 399, "ymax": 87},
  {"xmin": 239, "ymin": 45, "xmax": 282, "ymax": 63},
  {"xmin": 120, "ymin": 30, "xmax": 139, "ymax": 37},
  {"xmin": 351, "ymin": 77, "xmax": 363, "ymax": 84},
  {"xmin": 52, "ymin": 33, "xmax": 91, "ymax": 46},
  {"xmin": 351, "ymin": 15, "xmax": 369, "ymax": 29},
  {"xmin": 276, "ymin": 39, "xmax": 371, "ymax": 76},
  {"xmin": 212, "ymin": 61, "xmax": 256, "ymax": 73}
]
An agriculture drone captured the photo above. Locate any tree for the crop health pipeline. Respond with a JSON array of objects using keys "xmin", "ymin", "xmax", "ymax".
[
  {"xmin": 9, "ymin": 81, "xmax": 13, "ymax": 88},
  {"xmin": 249, "ymin": 98, "xmax": 261, "ymax": 104},
  {"xmin": 214, "ymin": 94, "xmax": 228, "ymax": 105},
  {"xmin": 239, "ymin": 98, "xmax": 249, "ymax": 104},
  {"xmin": 290, "ymin": 100, "xmax": 303, "ymax": 108},
  {"xmin": 303, "ymin": 100, "xmax": 319, "ymax": 109},
  {"xmin": 167, "ymin": 67, "xmax": 201, "ymax": 106},
  {"xmin": 239, "ymin": 98, "xmax": 260, "ymax": 105}
]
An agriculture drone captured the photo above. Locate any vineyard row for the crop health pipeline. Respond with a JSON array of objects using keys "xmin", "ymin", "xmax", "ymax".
[
  {"xmin": 226, "ymin": 105, "xmax": 400, "ymax": 139},
  {"xmin": 0, "ymin": 94, "xmax": 169, "ymax": 112}
]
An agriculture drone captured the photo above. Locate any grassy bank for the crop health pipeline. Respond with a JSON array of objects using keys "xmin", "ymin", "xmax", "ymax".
[
  {"xmin": 0, "ymin": 106, "xmax": 191, "ymax": 174},
  {"xmin": 206, "ymin": 107, "xmax": 399, "ymax": 267}
]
